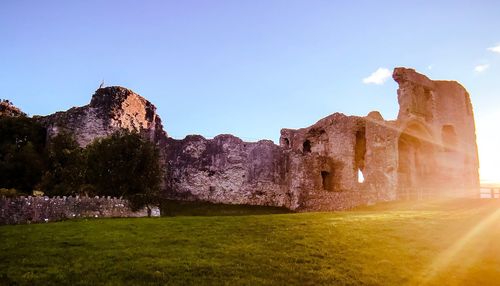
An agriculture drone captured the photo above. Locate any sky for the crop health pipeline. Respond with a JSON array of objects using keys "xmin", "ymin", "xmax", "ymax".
[{"xmin": 1, "ymin": 1, "xmax": 499, "ymax": 182}]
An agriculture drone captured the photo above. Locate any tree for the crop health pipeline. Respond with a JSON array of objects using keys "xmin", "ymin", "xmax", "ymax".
[
  {"xmin": 85, "ymin": 130, "xmax": 162, "ymax": 216},
  {"xmin": 0, "ymin": 116, "xmax": 46, "ymax": 193},
  {"xmin": 38, "ymin": 132, "xmax": 86, "ymax": 196}
]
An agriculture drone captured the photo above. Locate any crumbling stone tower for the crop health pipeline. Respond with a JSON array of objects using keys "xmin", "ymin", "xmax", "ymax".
[
  {"xmin": 278, "ymin": 67, "xmax": 479, "ymax": 209},
  {"xmin": 33, "ymin": 67, "xmax": 480, "ymax": 211},
  {"xmin": 393, "ymin": 68, "xmax": 479, "ymax": 198}
]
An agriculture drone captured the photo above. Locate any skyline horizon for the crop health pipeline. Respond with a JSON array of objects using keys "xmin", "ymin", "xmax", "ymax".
[
  {"xmin": 1, "ymin": 1, "xmax": 499, "ymax": 183},
  {"xmin": 5, "ymin": 65, "xmax": 496, "ymax": 184}
]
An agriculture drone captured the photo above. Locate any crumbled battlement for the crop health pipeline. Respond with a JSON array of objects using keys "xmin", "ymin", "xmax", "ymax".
[{"xmin": 35, "ymin": 86, "xmax": 166, "ymax": 147}]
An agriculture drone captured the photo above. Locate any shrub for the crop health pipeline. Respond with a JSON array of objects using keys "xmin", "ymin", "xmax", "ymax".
[
  {"xmin": 85, "ymin": 130, "xmax": 162, "ymax": 215},
  {"xmin": 0, "ymin": 188, "xmax": 18, "ymax": 198},
  {"xmin": 38, "ymin": 132, "xmax": 86, "ymax": 196},
  {"xmin": 0, "ymin": 116, "xmax": 46, "ymax": 192}
]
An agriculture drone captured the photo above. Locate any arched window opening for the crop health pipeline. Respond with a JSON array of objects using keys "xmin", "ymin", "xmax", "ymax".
[
  {"xmin": 282, "ymin": 138, "xmax": 290, "ymax": 148},
  {"xmin": 355, "ymin": 127, "xmax": 366, "ymax": 184},
  {"xmin": 303, "ymin": 140, "xmax": 311, "ymax": 153},
  {"xmin": 358, "ymin": 169, "xmax": 365, "ymax": 183},
  {"xmin": 397, "ymin": 123, "xmax": 435, "ymax": 199},
  {"xmin": 321, "ymin": 171, "xmax": 334, "ymax": 191}
]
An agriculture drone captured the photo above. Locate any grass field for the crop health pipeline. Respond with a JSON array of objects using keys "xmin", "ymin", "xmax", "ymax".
[{"xmin": 1, "ymin": 199, "xmax": 499, "ymax": 285}]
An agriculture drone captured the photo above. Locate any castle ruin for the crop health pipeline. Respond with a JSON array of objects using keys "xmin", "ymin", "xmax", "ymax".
[{"xmin": 35, "ymin": 67, "xmax": 480, "ymax": 211}]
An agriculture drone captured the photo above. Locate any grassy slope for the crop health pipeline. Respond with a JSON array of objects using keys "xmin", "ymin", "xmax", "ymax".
[{"xmin": 0, "ymin": 199, "xmax": 499, "ymax": 286}]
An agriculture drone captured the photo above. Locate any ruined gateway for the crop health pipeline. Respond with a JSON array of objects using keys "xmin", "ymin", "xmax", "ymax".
[{"xmin": 36, "ymin": 67, "xmax": 480, "ymax": 211}]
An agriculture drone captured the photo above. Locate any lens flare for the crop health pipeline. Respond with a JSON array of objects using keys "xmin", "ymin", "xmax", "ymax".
[{"xmin": 416, "ymin": 208, "xmax": 500, "ymax": 285}]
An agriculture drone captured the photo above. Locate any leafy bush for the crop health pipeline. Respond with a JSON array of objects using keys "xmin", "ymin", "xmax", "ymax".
[
  {"xmin": 0, "ymin": 116, "xmax": 163, "ymax": 213},
  {"xmin": 0, "ymin": 188, "xmax": 18, "ymax": 198},
  {"xmin": 85, "ymin": 130, "xmax": 162, "ymax": 214},
  {"xmin": 0, "ymin": 116, "xmax": 46, "ymax": 193},
  {"xmin": 38, "ymin": 132, "xmax": 86, "ymax": 196}
]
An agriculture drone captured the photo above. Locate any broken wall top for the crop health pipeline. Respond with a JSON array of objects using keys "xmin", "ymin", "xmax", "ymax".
[{"xmin": 36, "ymin": 86, "xmax": 167, "ymax": 147}]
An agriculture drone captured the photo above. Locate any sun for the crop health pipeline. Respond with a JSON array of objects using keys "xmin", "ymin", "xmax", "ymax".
[{"xmin": 476, "ymin": 115, "xmax": 500, "ymax": 185}]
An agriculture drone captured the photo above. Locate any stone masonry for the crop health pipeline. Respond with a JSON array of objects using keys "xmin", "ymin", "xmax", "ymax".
[
  {"xmin": 35, "ymin": 86, "xmax": 166, "ymax": 147},
  {"xmin": 0, "ymin": 196, "xmax": 160, "ymax": 225},
  {"xmin": 21, "ymin": 67, "xmax": 479, "ymax": 212}
]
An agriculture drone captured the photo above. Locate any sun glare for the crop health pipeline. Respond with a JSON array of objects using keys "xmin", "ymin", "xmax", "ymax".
[
  {"xmin": 476, "ymin": 117, "xmax": 500, "ymax": 185},
  {"xmin": 417, "ymin": 208, "xmax": 500, "ymax": 285}
]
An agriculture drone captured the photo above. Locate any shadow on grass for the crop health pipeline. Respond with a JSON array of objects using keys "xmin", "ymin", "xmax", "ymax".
[{"xmin": 160, "ymin": 199, "xmax": 292, "ymax": 217}]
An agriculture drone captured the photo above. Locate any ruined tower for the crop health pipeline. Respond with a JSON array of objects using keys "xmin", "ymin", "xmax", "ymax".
[
  {"xmin": 393, "ymin": 67, "xmax": 479, "ymax": 198},
  {"xmin": 33, "ymin": 67, "xmax": 480, "ymax": 211}
]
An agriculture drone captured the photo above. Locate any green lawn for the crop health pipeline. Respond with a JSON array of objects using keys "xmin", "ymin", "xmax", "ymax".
[{"xmin": 1, "ymin": 199, "xmax": 499, "ymax": 286}]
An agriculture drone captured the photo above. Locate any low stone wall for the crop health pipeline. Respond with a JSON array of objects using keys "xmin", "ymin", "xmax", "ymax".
[{"xmin": 0, "ymin": 196, "xmax": 160, "ymax": 225}]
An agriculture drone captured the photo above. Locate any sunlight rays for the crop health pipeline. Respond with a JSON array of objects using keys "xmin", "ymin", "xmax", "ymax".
[
  {"xmin": 364, "ymin": 116, "xmax": 478, "ymax": 162},
  {"xmin": 416, "ymin": 208, "xmax": 500, "ymax": 285}
]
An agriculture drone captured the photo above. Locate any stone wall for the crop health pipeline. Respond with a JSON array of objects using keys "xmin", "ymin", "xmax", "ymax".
[
  {"xmin": 393, "ymin": 68, "xmax": 479, "ymax": 198},
  {"xmin": 363, "ymin": 112, "xmax": 398, "ymax": 198},
  {"xmin": 0, "ymin": 196, "xmax": 160, "ymax": 225},
  {"xmin": 281, "ymin": 113, "xmax": 365, "ymax": 192},
  {"xmin": 164, "ymin": 134, "xmax": 292, "ymax": 208},
  {"xmin": 35, "ymin": 86, "xmax": 166, "ymax": 147},
  {"xmin": 12, "ymin": 67, "xmax": 479, "ymax": 213}
]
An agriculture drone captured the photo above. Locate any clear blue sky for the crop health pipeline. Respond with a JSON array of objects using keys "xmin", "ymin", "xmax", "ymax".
[{"xmin": 1, "ymin": 1, "xmax": 499, "ymax": 182}]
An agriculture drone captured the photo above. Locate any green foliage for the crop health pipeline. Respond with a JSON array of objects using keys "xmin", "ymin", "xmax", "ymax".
[
  {"xmin": 0, "ymin": 115, "xmax": 162, "ymax": 211},
  {"xmin": 0, "ymin": 188, "xmax": 18, "ymax": 198},
  {"xmin": 0, "ymin": 199, "xmax": 499, "ymax": 285},
  {"xmin": 38, "ymin": 132, "xmax": 86, "ymax": 196},
  {"xmin": 85, "ymin": 130, "xmax": 162, "ymax": 211},
  {"xmin": 0, "ymin": 116, "xmax": 46, "ymax": 193},
  {"xmin": 0, "ymin": 114, "xmax": 162, "ymax": 207}
]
